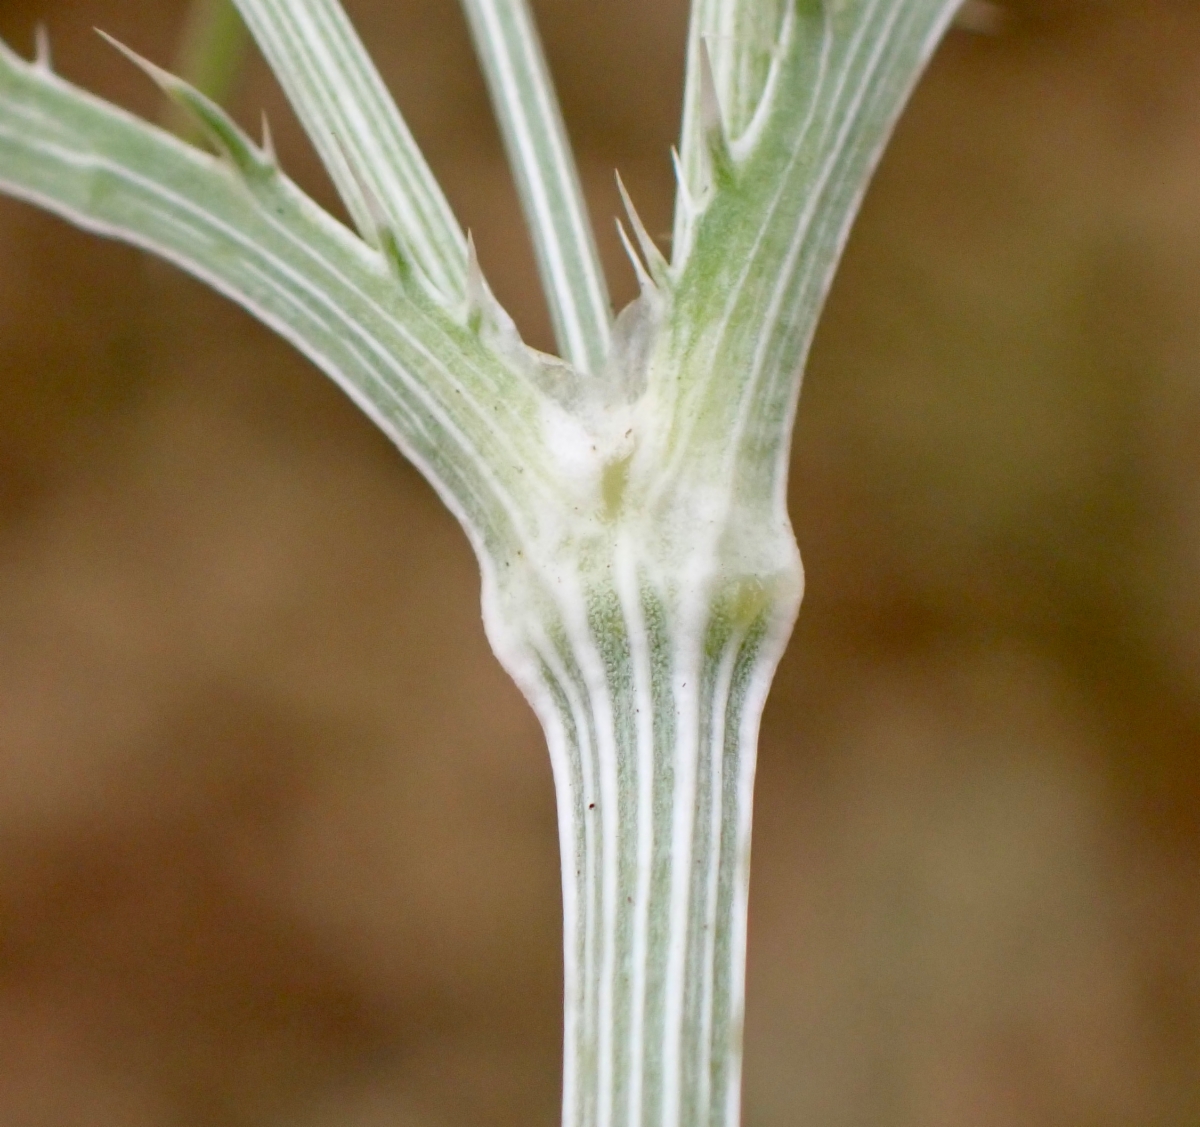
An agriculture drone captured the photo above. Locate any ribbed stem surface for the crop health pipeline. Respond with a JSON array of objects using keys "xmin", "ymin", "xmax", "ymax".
[{"xmin": 486, "ymin": 540, "xmax": 799, "ymax": 1127}]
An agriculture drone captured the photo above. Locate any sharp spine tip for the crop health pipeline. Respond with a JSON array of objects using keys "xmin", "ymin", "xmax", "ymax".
[
  {"xmin": 698, "ymin": 39, "xmax": 723, "ymax": 137},
  {"xmin": 98, "ymin": 29, "xmax": 276, "ymax": 184},
  {"xmin": 33, "ymin": 24, "xmax": 52, "ymax": 71},
  {"xmin": 615, "ymin": 171, "xmax": 670, "ymax": 289},
  {"xmin": 332, "ymin": 133, "xmax": 398, "ymax": 263},
  {"xmin": 95, "ymin": 28, "xmax": 175, "ymax": 93},
  {"xmin": 616, "ymin": 219, "xmax": 654, "ymax": 294},
  {"xmin": 462, "ymin": 232, "xmax": 527, "ymax": 360},
  {"xmin": 697, "ymin": 38, "xmax": 734, "ymax": 184},
  {"xmin": 96, "ymin": 28, "xmax": 153, "ymax": 76},
  {"xmin": 466, "ymin": 231, "xmax": 482, "ymax": 286},
  {"xmin": 670, "ymin": 147, "xmax": 695, "ymax": 213},
  {"xmin": 465, "ymin": 230, "xmax": 500, "ymax": 317},
  {"xmin": 260, "ymin": 112, "xmax": 277, "ymax": 166},
  {"xmin": 465, "ymin": 231, "xmax": 486, "ymax": 331}
]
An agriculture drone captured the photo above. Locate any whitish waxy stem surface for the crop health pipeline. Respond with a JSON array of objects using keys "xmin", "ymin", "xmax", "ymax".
[{"xmin": 0, "ymin": 1, "xmax": 962, "ymax": 1123}]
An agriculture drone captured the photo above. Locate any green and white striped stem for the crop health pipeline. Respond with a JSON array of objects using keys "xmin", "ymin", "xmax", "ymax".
[
  {"xmin": 460, "ymin": 0, "xmax": 613, "ymax": 373},
  {"xmin": 485, "ymin": 528, "xmax": 800, "ymax": 1127},
  {"xmin": 0, "ymin": 1, "xmax": 965, "ymax": 1122}
]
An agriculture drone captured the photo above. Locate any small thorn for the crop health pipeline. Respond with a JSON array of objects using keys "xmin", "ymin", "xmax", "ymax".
[
  {"xmin": 363, "ymin": 193, "xmax": 389, "ymax": 246},
  {"xmin": 465, "ymin": 231, "xmax": 504, "ymax": 324},
  {"xmin": 670, "ymin": 147, "xmax": 694, "ymax": 213},
  {"xmin": 97, "ymin": 29, "xmax": 275, "ymax": 181},
  {"xmin": 96, "ymin": 28, "xmax": 170, "ymax": 88},
  {"xmin": 260, "ymin": 112, "xmax": 277, "ymax": 166},
  {"xmin": 331, "ymin": 132, "xmax": 397, "ymax": 259},
  {"xmin": 698, "ymin": 39, "xmax": 724, "ymax": 139},
  {"xmin": 698, "ymin": 39, "xmax": 734, "ymax": 185},
  {"xmin": 465, "ymin": 231, "xmax": 484, "ymax": 326},
  {"xmin": 463, "ymin": 231, "xmax": 527, "ymax": 359},
  {"xmin": 33, "ymin": 24, "xmax": 52, "ymax": 71},
  {"xmin": 330, "ymin": 132, "xmax": 412, "ymax": 282},
  {"xmin": 464, "ymin": 230, "xmax": 505, "ymax": 336},
  {"xmin": 616, "ymin": 219, "xmax": 654, "ymax": 294},
  {"xmin": 615, "ymin": 172, "xmax": 669, "ymax": 288}
]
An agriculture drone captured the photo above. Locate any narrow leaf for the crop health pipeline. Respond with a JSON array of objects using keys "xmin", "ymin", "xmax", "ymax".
[
  {"xmin": 615, "ymin": 218, "xmax": 653, "ymax": 294},
  {"xmin": 0, "ymin": 36, "xmax": 553, "ymax": 554},
  {"xmin": 459, "ymin": 0, "xmax": 611, "ymax": 375}
]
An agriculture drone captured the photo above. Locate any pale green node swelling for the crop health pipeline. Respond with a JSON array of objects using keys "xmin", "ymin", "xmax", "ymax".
[{"xmin": 0, "ymin": 1, "xmax": 962, "ymax": 1123}]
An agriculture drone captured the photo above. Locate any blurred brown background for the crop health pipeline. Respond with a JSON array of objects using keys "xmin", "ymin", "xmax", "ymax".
[{"xmin": 0, "ymin": 0, "xmax": 1198, "ymax": 1123}]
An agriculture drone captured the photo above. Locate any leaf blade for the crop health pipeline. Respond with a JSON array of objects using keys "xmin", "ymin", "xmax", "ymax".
[
  {"xmin": 460, "ymin": 0, "xmax": 611, "ymax": 374},
  {"xmin": 0, "ymin": 37, "xmax": 552, "ymax": 554}
]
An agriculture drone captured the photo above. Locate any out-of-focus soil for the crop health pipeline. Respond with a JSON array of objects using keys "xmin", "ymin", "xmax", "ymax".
[{"xmin": 0, "ymin": 1, "xmax": 1197, "ymax": 1124}]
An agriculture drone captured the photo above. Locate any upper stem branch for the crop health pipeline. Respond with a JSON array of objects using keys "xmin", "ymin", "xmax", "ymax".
[{"xmin": 460, "ymin": 0, "xmax": 613, "ymax": 374}]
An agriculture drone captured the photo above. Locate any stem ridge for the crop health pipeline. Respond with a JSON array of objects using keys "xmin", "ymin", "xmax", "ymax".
[{"xmin": 495, "ymin": 558, "xmax": 798, "ymax": 1127}]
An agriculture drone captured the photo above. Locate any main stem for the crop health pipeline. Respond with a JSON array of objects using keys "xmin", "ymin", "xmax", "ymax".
[{"xmin": 484, "ymin": 522, "xmax": 800, "ymax": 1126}]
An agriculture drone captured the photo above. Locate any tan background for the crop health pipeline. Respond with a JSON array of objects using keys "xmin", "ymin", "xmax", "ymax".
[{"xmin": 0, "ymin": 0, "xmax": 1198, "ymax": 1123}]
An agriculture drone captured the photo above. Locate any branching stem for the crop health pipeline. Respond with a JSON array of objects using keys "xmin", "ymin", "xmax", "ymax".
[{"xmin": 0, "ymin": 3, "xmax": 967, "ymax": 1124}]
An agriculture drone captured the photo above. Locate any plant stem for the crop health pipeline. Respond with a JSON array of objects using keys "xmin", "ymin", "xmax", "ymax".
[
  {"xmin": 0, "ymin": 4, "xmax": 966, "ymax": 1123},
  {"xmin": 460, "ymin": 0, "xmax": 613, "ymax": 374},
  {"xmin": 482, "ymin": 489, "xmax": 801, "ymax": 1125}
]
